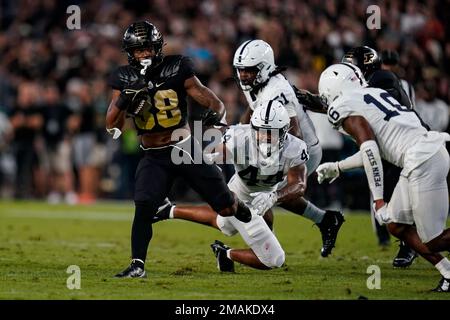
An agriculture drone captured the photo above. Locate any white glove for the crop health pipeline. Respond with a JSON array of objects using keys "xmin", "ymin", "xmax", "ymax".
[
  {"xmin": 373, "ymin": 203, "xmax": 391, "ymax": 225},
  {"xmin": 250, "ymin": 191, "xmax": 278, "ymax": 216},
  {"xmin": 316, "ymin": 162, "xmax": 340, "ymax": 184},
  {"xmin": 106, "ymin": 127, "xmax": 122, "ymax": 140}
]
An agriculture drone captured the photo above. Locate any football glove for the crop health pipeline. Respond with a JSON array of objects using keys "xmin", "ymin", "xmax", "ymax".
[
  {"xmin": 201, "ymin": 109, "xmax": 224, "ymax": 126},
  {"xmin": 116, "ymin": 80, "xmax": 150, "ymax": 116},
  {"xmin": 373, "ymin": 203, "xmax": 391, "ymax": 225},
  {"xmin": 293, "ymin": 86, "xmax": 328, "ymax": 113},
  {"xmin": 316, "ymin": 162, "xmax": 340, "ymax": 184},
  {"xmin": 250, "ymin": 191, "xmax": 278, "ymax": 216}
]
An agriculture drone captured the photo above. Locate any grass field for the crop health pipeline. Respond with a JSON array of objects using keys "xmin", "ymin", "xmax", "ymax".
[{"xmin": 0, "ymin": 200, "xmax": 449, "ymax": 300}]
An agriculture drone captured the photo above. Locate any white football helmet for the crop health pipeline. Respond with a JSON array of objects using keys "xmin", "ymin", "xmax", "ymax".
[
  {"xmin": 233, "ymin": 39, "xmax": 276, "ymax": 91},
  {"xmin": 250, "ymin": 100, "xmax": 290, "ymax": 161},
  {"xmin": 318, "ymin": 63, "xmax": 367, "ymax": 105}
]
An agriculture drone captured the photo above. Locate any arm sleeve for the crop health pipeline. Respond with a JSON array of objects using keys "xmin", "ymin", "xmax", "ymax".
[
  {"xmin": 337, "ymin": 151, "xmax": 363, "ymax": 171},
  {"xmin": 360, "ymin": 140, "xmax": 384, "ymax": 200}
]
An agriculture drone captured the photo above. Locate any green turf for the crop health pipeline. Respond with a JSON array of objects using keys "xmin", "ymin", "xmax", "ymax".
[{"xmin": 0, "ymin": 200, "xmax": 448, "ymax": 300}]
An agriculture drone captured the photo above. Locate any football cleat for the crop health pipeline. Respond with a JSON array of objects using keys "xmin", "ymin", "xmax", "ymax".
[
  {"xmin": 432, "ymin": 277, "xmax": 450, "ymax": 292},
  {"xmin": 114, "ymin": 259, "xmax": 147, "ymax": 278},
  {"xmin": 317, "ymin": 210, "xmax": 345, "ymax": 257},
  {"xmin": 210, "ymin": 240, "xmax": 235, "ymax": 272},
  {"xmin": 392, "ymin": 241, "xmax": 417, "ymax": 268},
  {"xmin": 152, "ymin": 198, "xmax": 173, "ymax": 223}
]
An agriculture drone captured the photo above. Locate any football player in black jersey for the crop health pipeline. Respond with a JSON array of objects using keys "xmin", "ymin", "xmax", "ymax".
[
  {"xmin": 106, "ymin": 21, "xmax": 252, "ymax": 278},
  {"xmin": 341, "ymin": 46, "xmax": 419, "ymax": 268}
]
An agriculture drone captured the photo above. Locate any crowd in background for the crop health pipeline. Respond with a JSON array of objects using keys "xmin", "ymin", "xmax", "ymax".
[{"xmin": 0, "ymin": 0, "xmax": 449, "ymax": 210}]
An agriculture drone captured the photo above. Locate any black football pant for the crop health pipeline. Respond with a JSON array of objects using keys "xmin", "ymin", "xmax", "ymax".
[{"xmin": 131, "ymin": 136, "xmax": 235, "ymax": 262}]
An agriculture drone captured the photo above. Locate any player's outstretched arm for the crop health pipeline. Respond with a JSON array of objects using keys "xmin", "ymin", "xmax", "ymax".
[
  {"xmin": 316, "ymin": 152, "xmax": 363, "ymax": 184},
  {"xmin": 276, "ymin": 164, "xmax": 307, "ymax": 203},
  {"xmin": 342, "ymin": 116, "xmax": 385, "ymax": 211},
  {"xmin": 250, "ymin": 164, "xmax": 307, "ymax": 216}
]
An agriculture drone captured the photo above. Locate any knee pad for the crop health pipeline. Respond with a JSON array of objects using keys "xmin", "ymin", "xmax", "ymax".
[
  {"xmin": 259, "ymin": 250, "xmax": 285, "ymax": 269},
  {"xmin": 216, "ymin": 215, "xmax": 238, "ymax": 236}
]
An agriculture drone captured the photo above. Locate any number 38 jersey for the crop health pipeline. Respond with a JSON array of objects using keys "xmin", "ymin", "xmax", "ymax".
[
  {"xmin": 328, "ymin": 87, "xmax": 447, "ymax": 175},
  {"xmin": 224, "ymin": 124, "xmax": 309, "ymax": 194},
  {"xmin": 107, "ymin": 55, "xmax": 195, "ymax": 134}
]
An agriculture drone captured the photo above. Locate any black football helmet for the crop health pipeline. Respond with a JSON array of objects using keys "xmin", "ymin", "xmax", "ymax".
[
  {"xmin": 341, "ymin": 46, "xmax": 381, "ymax": 77},
  {"xmin": 122, "ymin": 21, "xmax": 164, "ymax": 69}
]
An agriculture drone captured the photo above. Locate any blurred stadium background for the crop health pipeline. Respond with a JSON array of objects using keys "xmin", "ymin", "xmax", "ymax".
[{"xmin": 0, "ymin": 0, "xmax": 449, "ymax": 211}]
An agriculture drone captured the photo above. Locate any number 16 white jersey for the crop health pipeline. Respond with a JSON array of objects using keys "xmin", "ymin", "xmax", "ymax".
[{"xmin": 328, "ymin": 87, "xmax": 448, "ymax": 175}]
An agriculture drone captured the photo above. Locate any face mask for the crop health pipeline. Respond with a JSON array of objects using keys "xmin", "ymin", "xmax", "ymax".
[{"xmin": 257, "ymin": 142, "xmax": 281, "ymax": 175}]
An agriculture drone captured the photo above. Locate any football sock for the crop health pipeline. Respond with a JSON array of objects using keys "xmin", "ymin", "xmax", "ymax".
[
  {"xmin": 169, "ymin": 205, "xmax": 176, "ymax": 219},
  {"xmin": 303, "ymin": 201, "xmax": 326, "ymax": 223},
  {"xmin": 226, "ymin": 249, "xmax": 232, "ymax": 260},
  {"xmin": 132, "ymin": 259, "xmax": 145, "ymax": 267},
  {"xmin": 435, "ymin": 258, "xmax": 450, "ymax": 278},
  {"xmin": 131, "ymin": 202, "xmax": 154, "ymax": 262}
]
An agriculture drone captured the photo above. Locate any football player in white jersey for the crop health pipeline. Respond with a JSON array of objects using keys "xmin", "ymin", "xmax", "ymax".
[
  {"xmin": 316, "ymin": 63, "xmax": 450, "ymax": 292},
  {"xmin": 233, "ymin": 39, "xmax": 344, "ymax": 257},
  {"xmin": 153, "ymin": 101, "xmax": 343, "ymax": 271}
]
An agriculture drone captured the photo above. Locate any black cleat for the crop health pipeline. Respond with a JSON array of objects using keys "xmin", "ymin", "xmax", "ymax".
[
  {"xmin": 210, "ymin": 240, "xmax": 235, "ymax": 272},
  {"xmin": 392, "ymin": 241, "xmax": 417, "ymax": 268},
  {"xmin": 152, "ymin": 198, "xmax": 173, "ymax": 223},
  {"xmin": 114, "ymin": 259, "xmax": 147, "ymax": 278},
  {"xmin": 432, "ymin": 277, "xmax": 450, "ymax": 292},
  {"xmin": 317, "ymin": 210, "xmax": 345, "ymax": 257}
]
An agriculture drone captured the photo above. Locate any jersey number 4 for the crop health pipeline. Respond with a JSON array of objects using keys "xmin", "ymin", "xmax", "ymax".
[{"xmin": 238, "ymin": 166, "xmax": 283, "ymax": 186}]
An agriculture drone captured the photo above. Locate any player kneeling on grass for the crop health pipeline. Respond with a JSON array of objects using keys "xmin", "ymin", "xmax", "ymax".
[
  {"xmin": 154, "ymin": 101, "xmax": 343, "ymax": 271},
  {"xmin": 316, "ymin": 63, "xmax": 450, "ymax": 292}
]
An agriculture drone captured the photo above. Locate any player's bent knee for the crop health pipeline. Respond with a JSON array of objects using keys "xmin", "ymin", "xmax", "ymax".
[
  {"xmin": 216, "ymin": 215, "xmax": 238, "ymax": 236},
  {"xmin": 387, "ymin": 223, "xmax": 406, "ymax": 238},
  {"xmin": 260, "ymin": 250, "xmax": 285, "ymax": 269},
  {"xmin": 134, "ymin": 201, "xmax": 158, "ymax": 221}
]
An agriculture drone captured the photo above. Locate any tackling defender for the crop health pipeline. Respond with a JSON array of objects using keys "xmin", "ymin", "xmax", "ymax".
[
  {"xmin": 155, "ymin": 101, "xmax": 334, "ymax": 271},
  {"xmin": 341, "ymin": 46, "xmax": 418, "ymax": 267},
  {"xmin": 232, "ymin": 39, "xmax": 344, "ymax": 257},
  {"xmin": 316, "ymin": 63, "xmax": 450, "ymax": 292}
]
